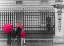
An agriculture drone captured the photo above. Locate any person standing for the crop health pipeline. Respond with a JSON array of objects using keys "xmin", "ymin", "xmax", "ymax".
[
  {"xmin": 16, "ymin": 23, "xmax": 24, "ymax": 45},
  {"xmin": 2, "ymin": 24, "xmax": 13, "ymax": 45}
]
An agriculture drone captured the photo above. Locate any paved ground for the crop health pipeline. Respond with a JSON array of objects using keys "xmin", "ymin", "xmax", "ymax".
[{"xmin": 0, "ymin": 40, "xmax": 64, "ymax": 46}]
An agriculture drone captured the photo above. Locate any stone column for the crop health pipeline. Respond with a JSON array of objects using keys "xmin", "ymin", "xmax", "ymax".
[{"xmin": 53, "ymin": 6, "xmax": 64, "ymax": 44}]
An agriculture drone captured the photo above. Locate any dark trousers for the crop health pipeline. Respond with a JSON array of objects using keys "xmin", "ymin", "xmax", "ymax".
[
  {"xmin": 17, "ymin": 35, "xmax": 21, "ymax": 45},
  {"xmin": 7, "ymin": 27, "xmax": 22, "ymax": 45},
  {"xmin": 7, "ymin": 33, "xmax": 11, "ymax": 44}
]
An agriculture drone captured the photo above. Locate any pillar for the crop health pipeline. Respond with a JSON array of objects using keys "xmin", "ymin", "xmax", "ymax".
[{"xmin": 53, "ymin": 7, "xmax": 64, "ymax": 44}]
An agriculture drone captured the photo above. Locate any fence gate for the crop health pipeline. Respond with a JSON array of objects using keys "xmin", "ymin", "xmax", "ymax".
[{"xmin": 24, "ymin": 7, "xmax": 55, "ymax": 39}]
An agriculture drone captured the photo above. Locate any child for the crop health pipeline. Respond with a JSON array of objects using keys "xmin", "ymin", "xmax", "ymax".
[{"xmin": 20, "ymin": 30, "xmax": 26, "ymax": 44}]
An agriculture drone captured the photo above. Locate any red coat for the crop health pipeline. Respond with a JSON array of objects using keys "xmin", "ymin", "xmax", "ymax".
[{"xmin": 20, "ymin": 31, "xmax": 26, "ymax": 38}]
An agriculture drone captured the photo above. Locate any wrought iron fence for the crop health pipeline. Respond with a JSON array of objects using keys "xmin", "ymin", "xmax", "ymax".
[{"xmin": 0, "ymin": 7, "xmax": 55, "ymax": 39}]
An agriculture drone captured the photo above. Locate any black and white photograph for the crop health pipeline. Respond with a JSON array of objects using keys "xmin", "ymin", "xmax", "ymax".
[{"xmin": 0, "ymin": 0, "xmax": 64, "ymax": 46}]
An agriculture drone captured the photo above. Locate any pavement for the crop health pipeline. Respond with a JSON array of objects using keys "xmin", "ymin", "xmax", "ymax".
[{"xmin": 0, "ymin": 39, "xmax": 64, "ymax": 46}]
